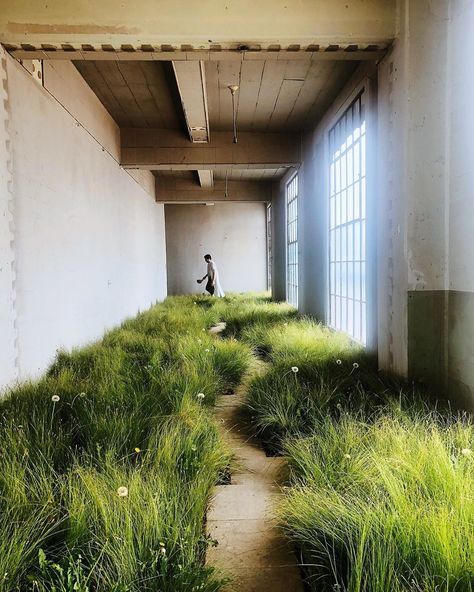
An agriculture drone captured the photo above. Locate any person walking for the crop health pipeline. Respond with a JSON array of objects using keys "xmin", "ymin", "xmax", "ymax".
[{"xmin": 197, "ymin": 254, "xmax": 225, "ymax": 297}]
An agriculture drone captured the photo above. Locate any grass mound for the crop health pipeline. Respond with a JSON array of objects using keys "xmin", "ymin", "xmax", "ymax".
[
  {"xmin": 0, "ymin": 295, "xmax": 250, "ymax": 592},
  {"xmin": 280, "ymin": 413, "xmax": 474, "ymax": 592},
  {"xmin": 233, "ymin": 298, "xmax": 473, "ymax": 592}
]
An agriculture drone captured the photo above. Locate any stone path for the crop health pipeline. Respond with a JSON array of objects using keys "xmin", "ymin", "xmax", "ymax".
[{"xmin": 206, "ymin": 368, "xmax": 304, "ymax": 592}]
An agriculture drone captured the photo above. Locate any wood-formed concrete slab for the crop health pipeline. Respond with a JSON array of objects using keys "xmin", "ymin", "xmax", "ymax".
[{"xmin": 206, "ymin": 380, "xmax": 303, "ymax": 592}]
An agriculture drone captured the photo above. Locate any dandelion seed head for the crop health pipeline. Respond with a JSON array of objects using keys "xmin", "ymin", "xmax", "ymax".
[
  {"xmin": 205, "ymin": 349, "xmax": 210, "ymax": 353},
  {"xmin": 291, "ymin": 366, "xmax": 299, "ymax": 373},
  {"xmin": 197, "ymin": 393, "xmax": 205, "ymax": 400},
  {"xmin": 336, "ymin": 359, "xmax": 342, "ymax": 365},
  {"xmin": 284, "ymin": 322, "xmax": 288, "ymax": 326},
  {"xmin": 117, "ymin": 486, "xmax": 128, "ymax": 497},
  {"xmin": 51, "ymin": 395, "xmax": 60, "ymax": 402},
  {"xmin": 461, "ymin": 448, "xmax": 472, "ymax": 456},
  {"xmin": 353, "ymin": 362, "xmax": 359, "ymax": 369},
  {"xmin": 79, "ymin": 392, "xmax": 86, "ymax": 398},
  {"xmin": 344, "ymin": 453, "xmax": 351, "ymax": 459}
]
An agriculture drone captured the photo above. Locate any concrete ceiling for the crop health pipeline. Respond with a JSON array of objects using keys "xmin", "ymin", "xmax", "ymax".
[
  {"xmin": 1, "ymin": 0, "xmax": 394, "ymax": 202},
  {"xmin": 74, "ymin": 60, "xmax": 183, "ymax": 128},
  {"xmin": 206, "ymin": 60, "xmax": 358, "ymax": 132},
  {"xmin": 74, "ymin": 58, "xmax": 359, "ymax": 134}
]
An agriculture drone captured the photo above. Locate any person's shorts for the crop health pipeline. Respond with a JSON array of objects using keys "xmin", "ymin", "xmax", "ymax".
[{"xmin": 205, "ymin": 280, "xmax": 215, "ymax": 296}]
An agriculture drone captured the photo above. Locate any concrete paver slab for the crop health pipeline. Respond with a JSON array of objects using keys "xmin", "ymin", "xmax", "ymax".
[{"xmin": 206, "ymin": 375, "xmax": 304, "ymax": 592}]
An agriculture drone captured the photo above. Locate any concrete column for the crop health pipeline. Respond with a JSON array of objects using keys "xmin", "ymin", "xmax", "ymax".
[
  {"xmin": 0, "ymin": 46, "xmax": 18, "ymax": 386},
  {"xmin": 299, "ymin": 132, "xmax": 327, "ymax": 320},
  {"xmin": 271, "ymin": 179, "xmax": 287, "ymax": 302},
  {"xmin": 378, "ymin": 0, "xmax": 474, "ymax": 408},
  {"xmin": 378, "ymin": 0, "xmax": 449, "ymax": 384}
]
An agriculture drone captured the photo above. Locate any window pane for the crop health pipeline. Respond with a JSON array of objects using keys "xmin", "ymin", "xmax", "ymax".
[
  {"xmin": 286, "ymin": 174, "xmax": 298, "ymax": 308},
  {"xmin": 328, "ymin": 93, "xmax": 367, "ymax": 344}
]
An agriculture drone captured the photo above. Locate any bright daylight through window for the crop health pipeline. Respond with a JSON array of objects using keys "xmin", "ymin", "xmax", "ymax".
[
  {"xmin": 286, "ymin": 174, "xmax": 298, "ymax": 308},
  {"xmin": 329, "ymin": 93, "xmax": 367, "ymax": 344}
]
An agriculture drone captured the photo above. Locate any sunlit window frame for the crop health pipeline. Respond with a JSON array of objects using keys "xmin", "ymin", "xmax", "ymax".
[
  {"xmin": 286, "ymin": 173, "xmax": 299, "ymax": 309},
  {"xmin": 328, "ymin": 92, "xmax": 368, "ymax": 344}
]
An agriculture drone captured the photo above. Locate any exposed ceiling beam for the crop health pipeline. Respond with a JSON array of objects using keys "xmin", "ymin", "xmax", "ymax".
[
  {"xmin": 155, "ymin": 177, "xmax": 270, "ymax": 202},
  {"xmin": 197, "ymin": 170, "xmax": 213, "ymax": 188},
  {"xmin": 172, "ymin": 60, "xmax": 210, "ymax": 143},
  {"xmin": 121, "ymin": 129, "xmax": 301, "ymax": 170},
  {"xmin": 7, "ymin": 47, "xmax": 387, "ymax": 61},
  {"xmin": 0, "ymin": 0, "xmax": 396, "ymax": 52}
]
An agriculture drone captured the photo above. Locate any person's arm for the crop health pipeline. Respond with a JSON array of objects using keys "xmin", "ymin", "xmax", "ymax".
[{"xmin": 197, "ymin": 273, "xmax": 208, "ymax": 283}]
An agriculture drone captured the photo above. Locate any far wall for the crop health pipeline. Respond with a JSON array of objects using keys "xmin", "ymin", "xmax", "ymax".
[{"xmin": 165, "ymin": 203, "xmax": 267, "ymax": 295}]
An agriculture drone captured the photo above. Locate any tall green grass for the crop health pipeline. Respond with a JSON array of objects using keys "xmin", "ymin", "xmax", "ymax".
[
  {"xmin": 233, "ymin": 298, "xmax": 473, "ymax": 592},
  {"xmin": 2, "ymin": 293, "xmax": 471, "ymax": 592},
  {"xmin": 0, "ymin": 294, "xmax": 250, "ymax": 591},
  {"xmin": 280, "ymin": 413, "xmax": 474, "ymax": 592}
]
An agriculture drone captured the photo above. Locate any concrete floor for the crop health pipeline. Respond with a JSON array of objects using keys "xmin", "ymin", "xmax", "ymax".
[{"xmin": 206, "ymin": 373, "xmax": 304, "ymax": 592}]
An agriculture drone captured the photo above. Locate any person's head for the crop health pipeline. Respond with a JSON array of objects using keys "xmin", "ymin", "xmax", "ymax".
[{"xmin": 204, "ymin": 254, "xmax": 212, "ymax": 262}]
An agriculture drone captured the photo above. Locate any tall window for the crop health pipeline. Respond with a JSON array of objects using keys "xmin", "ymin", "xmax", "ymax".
[
  {"xmin": 266, "ymin": 203, "xmax": 272, "ymax": 291},
  {"xmin": 329, "ymin": 93, "xmax": 367, "ymax": 344},
  {"xmin": 286, "ymin": 174, "xmax": 298, "ymax": 308}
]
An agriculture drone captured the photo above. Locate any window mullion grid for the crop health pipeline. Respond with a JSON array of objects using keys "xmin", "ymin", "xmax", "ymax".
[{"xmin": 328, "ymin": 91, "xmax": 366, "ymax": 344}]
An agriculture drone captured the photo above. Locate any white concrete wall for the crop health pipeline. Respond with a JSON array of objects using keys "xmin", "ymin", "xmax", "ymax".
[
  {"xmin": 0, "ymin": 50, "xmax": 167, "ymax": 386},
  {"xmin": 165, "ymin": 203, "xmax": 267, "ymax": 295}
]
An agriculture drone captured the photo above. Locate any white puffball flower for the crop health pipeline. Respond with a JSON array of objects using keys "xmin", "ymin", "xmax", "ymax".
[
  {"xmin": 205, "ymin": 349, "xmax": 210, "ymax": 353},
  {"xmin": 291, "ymin": 366, "xmax": 299, "ymax": 373},
  {"xmin": 197, "ymin": 393, "xmax": 205, "ymax": 400},
  {"xmin": 117, "ymin": 486, "xmax": 129, "ymax": 497},
  {"xmin": 461, "ymin": 448, "xmax": 472, "ymax": 456},
  {"xmin": 283, "ymin": 322, "xmax": 288, "ymax": 326},
  {"xmin": 336, "ymin": 359, "xmax": 342, "ymax": 365},
  {"xmin": 344, "ymin": 453, "xmax": 351, "ymax": 459},
  {"xmin": 51, "ymin": 395, "xmax": 60, "ymax": 403},
  {"xmin": 353, "ymin": 362, "xmax": 359, "ymax": 369}
]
